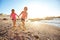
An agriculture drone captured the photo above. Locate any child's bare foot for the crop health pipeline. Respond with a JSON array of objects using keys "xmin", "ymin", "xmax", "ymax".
[
  {"xmin": 13, "ymin": 25, "xmax": 16, "ymax": 27},
  {"xmin": 11, "ymin": 26, "xmax": 17, "ymax": 31},
  {"xmin": 22, "ymin": 29, "xmax": 29, "ymax": 33},
  {"xmin": 22, "ymin": 27, "xmax": 26, "ymax": 31},
  {"xmin": 22, "ymin": 29, "xmax": 26, "ymax": 31}
]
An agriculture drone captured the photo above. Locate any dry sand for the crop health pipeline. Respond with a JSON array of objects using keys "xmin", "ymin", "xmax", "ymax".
[{"xmin": 0, "ymin": 20, "xmax": 60, "ymax": 40}]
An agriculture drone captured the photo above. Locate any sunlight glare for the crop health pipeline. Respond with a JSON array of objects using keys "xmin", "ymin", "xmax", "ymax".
[{"xmin": 28, "ymin": 3, "xmax": 48, "ymax": 18}]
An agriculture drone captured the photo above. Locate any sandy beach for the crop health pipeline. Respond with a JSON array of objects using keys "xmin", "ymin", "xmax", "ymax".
[{"xmin": 0, "ymin": 19, "xmax": 60, "ymax": 40}]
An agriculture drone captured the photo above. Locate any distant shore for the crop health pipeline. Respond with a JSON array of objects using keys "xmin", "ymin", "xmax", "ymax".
[{"xmin": 0, "ymin": 14, "xmax": 60, "ymax": 21}]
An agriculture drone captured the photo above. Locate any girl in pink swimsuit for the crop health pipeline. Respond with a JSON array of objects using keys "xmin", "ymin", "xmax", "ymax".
[{"xmin": 10, "ymin": 9, "xmax": 18, "ymax": 27}]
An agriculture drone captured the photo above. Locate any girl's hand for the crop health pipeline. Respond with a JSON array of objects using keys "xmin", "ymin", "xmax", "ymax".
[
  {"xmin": 10, "ymin": 17, "xmax": 12, "ymax": 20},
  {"xmin": 25, "ymin": 18, "xmax": 28, "ymax": 22},
  {"xmin": 18, "ymin": 16, "xmax": 19, "ymax": 18}
]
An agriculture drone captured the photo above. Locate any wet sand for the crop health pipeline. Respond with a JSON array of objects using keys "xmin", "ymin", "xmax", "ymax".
[{"xmin": 0, "ymin": 20, "xmax": 60, "ymax": 40}]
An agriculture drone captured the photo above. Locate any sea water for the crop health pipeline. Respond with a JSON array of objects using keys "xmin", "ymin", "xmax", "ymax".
[{"xmin": 40, "ymin": 18, "xmax": 60, "ymax": 27}]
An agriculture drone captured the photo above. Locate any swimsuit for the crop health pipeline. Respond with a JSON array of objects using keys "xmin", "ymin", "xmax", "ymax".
[{"xmin": 11, "ymin": 13, "xmax": 17, "ymax": 20}]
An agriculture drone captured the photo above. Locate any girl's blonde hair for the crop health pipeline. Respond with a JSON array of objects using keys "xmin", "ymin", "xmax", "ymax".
[{"xmin": 24, "ymin": 7, "xmax": 28, "ymax": 10}]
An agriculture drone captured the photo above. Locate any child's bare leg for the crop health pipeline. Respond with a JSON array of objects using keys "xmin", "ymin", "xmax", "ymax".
[
  {"xmin": 22, "ymin": 21, "xmax": 25, "ymax": 26},
  {"xmin": 22, "ymin": 21, "xmax": 26, "ymax": 30},
  {"xmin": 12, "ymin": 20, "xmax": 14, "ymax": 27},
  {"xmin": 14, "ymin": 20, "xmax": 16, "ymax": 27},
  {"xmin": 12, "ymin": 20, "xmax": 16, "ymax": 30},
  {"xmin": 13, "ymin": 20, "xmax": 16, "ymax": 27}
]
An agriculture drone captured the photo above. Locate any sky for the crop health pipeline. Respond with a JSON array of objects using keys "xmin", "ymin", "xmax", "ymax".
[{"xmin": 0, "ymin": 0, "xmax": 60, "ymax": 18}]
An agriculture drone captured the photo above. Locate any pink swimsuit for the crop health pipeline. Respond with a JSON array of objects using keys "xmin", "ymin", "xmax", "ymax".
[
  {"xmin": 21, "ymin": 11, "xmax": 27, "ymax": 19},
  {"xmin": 10, "ymin": 13, "xmax": 17, "ymax": 20}
]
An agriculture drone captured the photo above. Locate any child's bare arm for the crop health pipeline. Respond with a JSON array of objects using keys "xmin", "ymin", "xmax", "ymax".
[
  {"xmin": 26, "ymin": 13, "xmax": 28, "ymax": 19},
  {"xmin": 19, "ymin": 11, "xmax": 23, "ymax": 17},
  {"xmin": 19, "ymin": 13, "xmax": 21, "ymax": 17},
  {"xmin": 15, "ymin": 14, "xmax": 19, "ymax": 18},
  {"xmin": 10, "ymin": 14, "xmax": 12, "ymax": 18},
  {"xmin": 10, "ymin": 14, "xmax": 12, "ymax": 19}
]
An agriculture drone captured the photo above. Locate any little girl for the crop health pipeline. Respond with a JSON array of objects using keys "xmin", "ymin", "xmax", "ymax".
[
  {"xmin": 19, "ymin": 7, "xmax": 28, "ymax": 31},
  {"xmin": 10, "ymin": 9, "xmax": 18, "ymax": 27}
]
